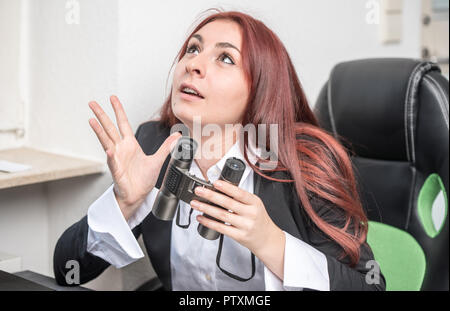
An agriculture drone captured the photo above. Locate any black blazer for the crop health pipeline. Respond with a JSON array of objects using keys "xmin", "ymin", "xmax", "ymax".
[{"xmin": 53, "ymin": 120, "xmax": 386, "ymax": 291}]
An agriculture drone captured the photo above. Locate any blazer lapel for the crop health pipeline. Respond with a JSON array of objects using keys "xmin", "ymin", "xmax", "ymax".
[{"xmin": 254, "ymin": 170, "xmax": 308, "ymax": 242}]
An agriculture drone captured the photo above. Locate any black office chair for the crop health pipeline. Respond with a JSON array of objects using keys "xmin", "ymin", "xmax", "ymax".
[{"xmin": 314, "ymin": 58, "xmax": 449, "ymax": 290}]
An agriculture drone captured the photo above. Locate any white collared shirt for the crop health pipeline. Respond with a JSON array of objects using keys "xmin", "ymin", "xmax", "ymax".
[{"xmin": 86, "ymin": 140, "xmax": 330, "ymax": 291}]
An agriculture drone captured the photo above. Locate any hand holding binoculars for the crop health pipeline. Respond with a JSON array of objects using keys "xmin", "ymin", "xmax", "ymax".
[{"xmin": 152, "ymin": 136, "xmax": 246, "ymax": 240}]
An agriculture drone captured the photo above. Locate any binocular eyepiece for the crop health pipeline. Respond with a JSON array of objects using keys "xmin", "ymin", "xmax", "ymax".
[{"xmin": 152, "ymin": 135, "xmax": 245, "ymax": 240}]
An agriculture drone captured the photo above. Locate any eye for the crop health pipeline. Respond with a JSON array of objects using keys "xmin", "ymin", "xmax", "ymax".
[
  {"xmin": 218, "ymin": 53, "xmax": 235, "ymax": 65},
  {"xmin": 186, "ymin": 43, "xmax": 199, "ymax": 55}
]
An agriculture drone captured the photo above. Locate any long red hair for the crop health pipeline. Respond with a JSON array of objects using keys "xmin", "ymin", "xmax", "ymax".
[{"xmin": 158, "ymin": 9, "xmax": 368, "ymax": 267}]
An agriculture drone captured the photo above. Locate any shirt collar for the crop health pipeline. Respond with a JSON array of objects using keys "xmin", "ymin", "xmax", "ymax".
[{"xmin": 190, "ymin": 139, "xmax": 261, "ymax": 186}]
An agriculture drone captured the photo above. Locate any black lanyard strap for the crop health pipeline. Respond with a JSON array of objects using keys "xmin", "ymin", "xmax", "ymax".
[
  {"xmin": 175, "ymin": 204, "xmax": 256, "ymax": 282},
  {"xmin": 175, "ymin": 203, "xmax": 194, "ymax": 229},
  {"xmin": 216, "ymin": 233, "xmax": 256, "ymax": 282}
]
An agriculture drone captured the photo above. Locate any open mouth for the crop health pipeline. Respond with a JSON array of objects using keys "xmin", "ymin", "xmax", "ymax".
[{"xmin": 179, "ymin": 84, "xmax": 204, "ymax": 99}]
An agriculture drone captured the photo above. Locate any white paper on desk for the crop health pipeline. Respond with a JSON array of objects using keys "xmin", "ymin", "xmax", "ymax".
[{"xmin": 0, "ymin": 160, "xmax": 32, "ymax": 173}]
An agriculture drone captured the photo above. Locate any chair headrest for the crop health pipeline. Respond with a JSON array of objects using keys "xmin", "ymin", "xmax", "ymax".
[{"xmin": 314, "ymin": 58, "xmax": 443, "ymax": 161}]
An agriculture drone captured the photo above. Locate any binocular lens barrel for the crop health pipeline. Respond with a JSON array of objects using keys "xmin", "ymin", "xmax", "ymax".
[
  {"xmin": 197, "ymin": 157, "xmax": 245, "ymax": 240},
  {"xmin": 152, "ymin": 136, "xmax": 197, "ymax": 221}
]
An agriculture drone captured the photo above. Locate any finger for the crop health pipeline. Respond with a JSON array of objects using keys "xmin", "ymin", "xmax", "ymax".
[
  {"xmin": 88, "ymin": 117, "xmax": 114, "ymax": 152},
  {"xmin": 153, "ymin": 132, "xmax": 182, "ymax": 163},
  {"xmin": 88, "ymin": 101, "xmax": 122, "ymax": 144},
  {"xmin": 194, "ymin": 186, "xmax": 246, "ymax": 215},
  {"xmin": 213, "ymin": 180, "xmax": 256, "ymax": 205},
  {"xmin": 196, "ymin": 214, "xmax": 241, "ymax": 240},
  {"xmin": 110, "ymin": 95, "xmax": 134, "ymax": 138},
  {"xmin": 190, "ymin": 200, "xmax": 248, "ymax": 230}
]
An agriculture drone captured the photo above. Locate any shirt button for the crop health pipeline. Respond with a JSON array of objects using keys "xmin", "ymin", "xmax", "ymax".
[{"xmin": 205, "ymin": 274, "xmax": 211, "ymax": 281}]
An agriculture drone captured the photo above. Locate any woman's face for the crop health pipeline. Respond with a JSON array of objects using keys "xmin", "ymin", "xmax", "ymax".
[{"xmin": 171, "ymin": 20, "xmax": 249, "ymax": 128}]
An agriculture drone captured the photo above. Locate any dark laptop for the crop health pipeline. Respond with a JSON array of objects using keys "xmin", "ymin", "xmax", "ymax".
[
  {"xmin": 0, "ymin": 269, "xmax": 92, "ymax": 291},
  {"xmin": 0, "ymin": 270, "xmax": 53, "ymax": 291}
]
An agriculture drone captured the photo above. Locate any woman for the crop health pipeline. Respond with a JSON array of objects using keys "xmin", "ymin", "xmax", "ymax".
[{"xmin": 54, "ymin": 9, "xmax": 386, "ymax": 291}]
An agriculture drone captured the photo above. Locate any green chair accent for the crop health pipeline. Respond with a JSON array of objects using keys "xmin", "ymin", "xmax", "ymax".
[
  {"xmin": 366, "ymin": 221, "xmax": 426, "ymax": 291},
  {"xmin": 418, "ymin": 173, "xmax": 448, "ymax": 238}
]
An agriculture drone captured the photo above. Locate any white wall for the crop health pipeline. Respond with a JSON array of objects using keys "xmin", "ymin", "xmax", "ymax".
[
  {"xmin": 0, "ymin": 0, "xmax": 423, "ymax": 290},
  {"xmin": 0, "ymin": 0, "xmax": 25, "ymax": 148}
]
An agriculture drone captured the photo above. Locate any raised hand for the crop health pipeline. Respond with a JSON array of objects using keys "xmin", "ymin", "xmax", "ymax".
[{"xmin": 88, "ymin": 95, "xmax": 181, "ymax": 220}]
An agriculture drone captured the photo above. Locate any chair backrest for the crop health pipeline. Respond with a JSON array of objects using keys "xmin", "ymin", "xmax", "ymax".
[{"xmin": 314, "ymin": 58, "xmax": 449, "ymax": 290}]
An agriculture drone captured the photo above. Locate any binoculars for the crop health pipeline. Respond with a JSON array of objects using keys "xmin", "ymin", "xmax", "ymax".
[{"xmin": 152, "ymin": 136, "xmax": 245, "ymax": 240}]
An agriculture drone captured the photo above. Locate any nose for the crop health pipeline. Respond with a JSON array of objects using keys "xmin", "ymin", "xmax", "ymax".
[{"xmin": 185, "ymin": 54, "xmax": 206, "ymax": 78}]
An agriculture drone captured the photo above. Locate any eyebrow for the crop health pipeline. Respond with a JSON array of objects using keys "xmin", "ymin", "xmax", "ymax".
[{"xmin": 191, "ymin": 34, "xmax": 241, "ymax": 54}]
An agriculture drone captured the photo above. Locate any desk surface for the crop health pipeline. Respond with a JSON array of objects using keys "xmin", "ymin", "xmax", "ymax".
[{"xmin": 0, "ymin": 147, "xmax": 104, "ymax": 190}]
